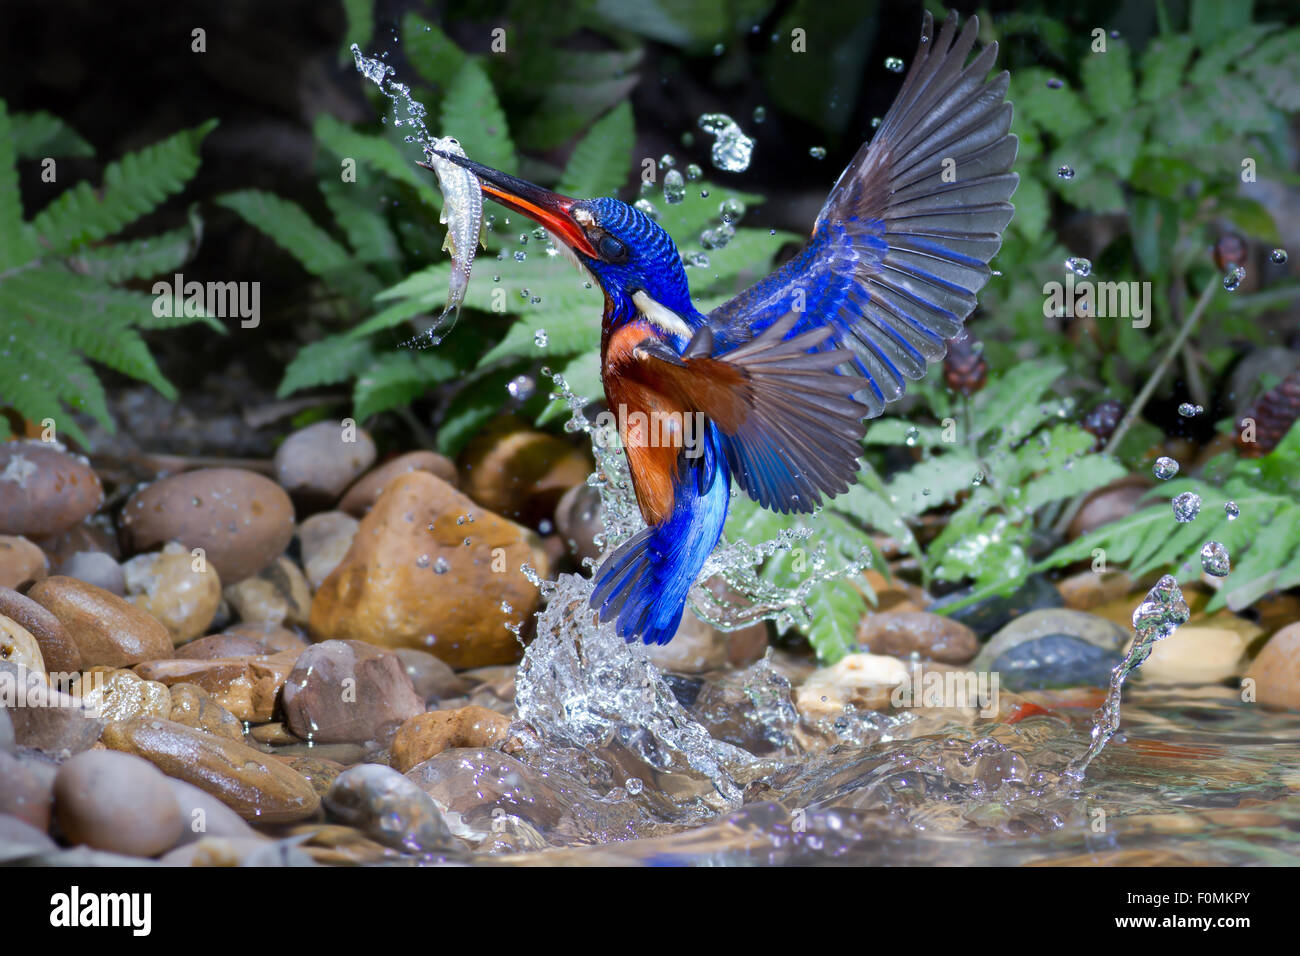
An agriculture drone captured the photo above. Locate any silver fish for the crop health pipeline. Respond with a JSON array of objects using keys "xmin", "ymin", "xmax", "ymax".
[{"xmin": 410, "ymin": 137, "xmax": 483, "ymax": 347}]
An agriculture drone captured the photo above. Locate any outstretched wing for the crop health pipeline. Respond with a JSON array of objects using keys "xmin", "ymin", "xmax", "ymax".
[{"xmin": 708, "ymin": 11, "xmax": 1017, "ymax": 429}]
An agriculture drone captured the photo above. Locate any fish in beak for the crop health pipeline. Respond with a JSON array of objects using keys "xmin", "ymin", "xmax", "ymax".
[{"xmin": 421, "ymin": 149, "xmax": 599, "ymax": 259}]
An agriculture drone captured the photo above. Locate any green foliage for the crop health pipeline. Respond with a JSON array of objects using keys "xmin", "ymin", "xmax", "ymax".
[{"xmin": 0, "ymin": 102, "xmax": 219, "ymax": 445}]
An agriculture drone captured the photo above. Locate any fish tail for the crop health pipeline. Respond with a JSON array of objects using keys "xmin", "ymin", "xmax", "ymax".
[{"xmin": 589, "ymin": 425, "xmax": 730, "ymax": 645}]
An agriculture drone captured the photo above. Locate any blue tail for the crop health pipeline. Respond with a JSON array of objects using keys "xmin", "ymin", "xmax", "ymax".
[{"xmin": 590, "ymin": 425, "xmax": 730, "ymax": 645}]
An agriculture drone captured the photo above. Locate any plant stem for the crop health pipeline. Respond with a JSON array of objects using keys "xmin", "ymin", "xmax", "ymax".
[{"xmin": 1052, "ymin": 275, "xmax": 1219, "ymax": 538}]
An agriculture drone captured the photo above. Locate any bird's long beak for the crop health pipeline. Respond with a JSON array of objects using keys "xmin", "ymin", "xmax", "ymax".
[{"xmin": 420, "ymin": 150, "xmax": 598, "ymax": 258}]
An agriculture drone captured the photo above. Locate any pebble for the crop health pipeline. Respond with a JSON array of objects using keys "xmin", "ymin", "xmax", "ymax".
[
  {"xmin": 120, "ymin": 468, "xmax": 295, "ymax": 583},
  {"xmin": 858, "ymin": 611, "xmax": 979, "ymax": 664},
  {"xmin": 79, "ymin": 667, "xmax": 173, "ymax": 722},
  {"xmin": 391, "ymin": 705, "xmax": 512, "ymax": 772},
  {"xmin": 54, "ymin": 750, "xmax": 184, "ymax": 857},
  {"xmin": 0, "ymin": 813, "xmax": 58, "ymax": 859},
  {"xmin": 281, "ymin": 640, "xmax": 424, "ymax": 744},
  {"xmin": 973, "ymin": 609, "xmax": 1129, "ymax": 671},
  {"xmin": 101, "ymin": 718, "xmax": 320, "ymax": 823},
  {"xmin": 309, "ymin": 471, "xmax": 549, "ymax": 668},
  {"xmin": 0, "ymin": 535, "xmax": 48, "ymax": 589},
  {"xmin": 795, "ymin": 653, "xmax": 911, "ymax": 721},
  {"xmin": 0, "ymin": 750, "xmax": 54, "ymax": 830},
  {"xmin": 297, "ymin": 511, "xmax": 359, "ymax": 591},
  {"xmin": 250, "ymin": 721, "xmax": 301, "ymax": 745},
  {"xmin": 166, "ymin": 682, "xmax": 245, "ymax": 741},
  {"xmin": 31, "ymin": 519, "xmax": 119, "ymax": 568},
  {"xmin": 121, "ymin": 542, "xmax": 223, "ymax": 645},
  {"xmin": 281, "ymin": 755, "xmax": 346, "ymax": 797},
  {"xmin": 212, "ymin": 621, "xmax": 308, "ymax": 654},
  {"xmin": 174, "ymin": 632, "xmax": 266, "ymax": 659},
  {"xmin": 1244, "ymin": 623, "xmax": 1300, "ymax": 710},
  {"xmin": 553, "ymin": 482, "xmax": 605, "ymax": 566},
  {"xmin": 392, "ymin": 647, "xmax": 468, "ymax": 702},
  {"xmin": 982, "ymin": 634, "xmax": 1123, "ymax": 691},
  {"xmin": 274, "ymin": 420, "xmax": 376, "ymax": 508},
  {"xmin": 642, "ymin": 610, "xmax": 730, "ymax": 672},
  {"xmin": 1056, "ymin": 569, "xmax": 1135, "ymax": 611},
  {"xmin": 338, "ymin": 451, "xmax": 458, "ymax": 516},
  {"xmin": 0, "ymin": 613, "xmax": 46, "ymax": 677},
  {"xmin": 26, "ymin": 576, "xmax": 173, "ymax": 667},
  {"xmin": 56, "ymin": 551, "xmax": 125, "ymax": 595},
  {"xmin": 1067, "ymin": 475, "xmax": 1153, "ymax": 539},
  {"xmin": 0, "ymin": 660, "xmax": 103, "ymax": 753},
  {"xmin": 323, "ymin": 764, "xmax": 455, "ymax": 854},
  {"xmin": 0, "ymin": 587, "xmax": 80, "ymax": 673},
  {"xmin": 165, "ymin": 776, "xmax": 265, "ymax": 845},
  {"xmin": 460, "ymin": 420, "xmax": 592, "ymax": 524},
  {"xmin": 1136, "ymin": 626, "xmax": 1247, "ymax": 684},
  {"xmin": 0, "ymin": 442, "xmax": 103, "ymax": 538},
  {"xmin": 135, "ymin": 649, "xmax": 299, "ymax": 722},
  {"xmin": 223, "ymin": 556, "xmax": 311, "ymax": 627}
]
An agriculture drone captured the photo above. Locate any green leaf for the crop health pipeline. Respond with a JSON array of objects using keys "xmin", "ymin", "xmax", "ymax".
[
  {"xmin": 353, "ymin": 348, "xmax": 460, "ymax": 421},
  {"xmin": 216, "ymin": 189, "xmax": 357, "ymax": 287},
  {"xmin": 0, "ymin": 100, "xmax": 36, "ymax": 271},
  {"xmin": 1139, "ymin": 35, "xmax": 1195, "ymax": 103},
  {"xmin": 31, "ymin": 119, "xmax": 216, "ymax": 255},
  {"xmin": 803, "ymin": 577, "xmax": 866, "ymax": 664},
  {"xmin": 441, "ymin": 59, "xmax": 516, "ymax": 176},
  {"xmin": 313, "ymin": 114, "xmax": 441, "ymax": 207},
  {"xmin": 10, "ymin": 110, "xmax": 94, "ymax": 159},
  {"xmin": 556, "ymin": 102, "xmax": 634, "ymax": 199},
  {"xmin": 278, "ymin": 335, "xmax": 375, "ymax": 397},
  {"xmin": 1010, "ymin": 174, "xmax": 1048, "ymax": 242},
  {"xmin": 1081, "ymin": 41, "xmax": 1135, "ymax": 117},
  {"xmin": 66, "ymin": 214, "xmax": 200, "ymax": 283},
  {"xmin": 402, "ymin": 13, "xmax": 468, "ymax": 89}
]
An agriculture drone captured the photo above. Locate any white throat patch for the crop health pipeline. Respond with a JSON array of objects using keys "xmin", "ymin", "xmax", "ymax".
[
  {"xmin": 632, "ymin": 290, "xmax": 693, "ymax": 339},
  {"xmin": 544, "ymin": 229, "xmax": 598, "ymax": 287}
]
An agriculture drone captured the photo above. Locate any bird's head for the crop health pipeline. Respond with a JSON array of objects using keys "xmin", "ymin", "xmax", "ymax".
[{"xmin": 422, "ymin": 149, "xmax": 698, "ymax": 337}]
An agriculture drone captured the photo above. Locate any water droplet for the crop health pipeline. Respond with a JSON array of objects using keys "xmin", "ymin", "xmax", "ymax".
[
  {"xmin": 1057, "ymin": 165, "xmax": 1075, "ymax": 180},
  {"xmin": 712, "ymin": 42, "xmax": 724, "ymax": 56},
  {"xmin": 1066, "ymin": 256, "xmax": 1092, "ymax": 276},
  {"xmin": 1270, "ymin": 248, "xmax": 1288, "ymax": 264},
  {"xmin": 697, "ymin": 113, "xmax": 755, "ymax": 173},
  {"xmin": 1047, "ymin": 77, "xmax": 1063, "ymax": 89},
  {"xmin": 683, "ymin": 250, "xmax": 711, "ymax": 267},
  {"xmin": 534, "ymin": 329, "xmax": 549, "ymax": 348},
  {"xmin": 507, "ymin": 374, "xmax": 536, "ymax": 401},
  {"xmin": 752, "ymin": 106, "xmax": 766, "ymax": 123},
  {"xmin": 538, "ymin": 518, "xmax": 553, "ymax": 535},
  {"xmin": 884, "ymin": 56, "xmax": 905, "ymax": 73},
  {"xmin": 1200, "ymin": 541, "xmax": 1230, "ymax": 577},
  {"xmin": 663, "ymin": 169, "xmax": 686, "ymax": 204},
  {"xmin": 433, "ymin": 557, "xmax": 449, "ymax": 574},
  {"xmin": 1177, "ymin": 402, "xmax": 1203, "ymax": 417},
  {"xmin": 719, "ymin": 197, "xmax": 746, "ymax": 223},
  {"xmin": 625, "ymin": 777, "xmax": 644, "ymax": 795},
  {"xmin": 684, "ymin": 163, "xmax": 703, "ymax": 181},
  {"xmin": 904, "ymin": 426, "xmax": 920, "ymax": 447},
  {"xmin": 1172, "ymin": 491, "xmax": 1201, "ymax": 522},
  {"xmin": 700, "ymin": 223, "xmax": 735, "ymax": 250},
  {"xmin": 1223, "ymin": 265, "xmax": 1245, "ymax": 291},
  {"xmin": 870, "ymin": 116, "xmax": 882, "ymax": 129},
  {"xmin": 659, "ymin": 154, "xmax": 676, "ymax": 170},
  {"xmin": 1225, "ymin": 500, "xmax": 1239, "ymax": 520},
  {"xmin": 416, "ymin": 554, "xmax": 431, "ymax": 568},
  {"xmin": 1153, "ymin": 456, "xmax": 1179, "ymax": 480},
  {"xmin": 513, "ymin": 250, "xmax": 527, "ymax": 262},
  {"xmin": 633, "ymin": 198, "xmax": 658, "ymax": 220}
]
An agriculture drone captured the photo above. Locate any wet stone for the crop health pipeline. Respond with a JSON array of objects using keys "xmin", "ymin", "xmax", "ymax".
[
  {"xmin": 281, "ymin": 640, "xmax": 423, "ymax": 744},
  {"xmin": 985, "ymin": 635, "xmax": 1123, "ymax": 691},
  {"xmin": 0, "ymin": 613, "xmax": 46, "ymax": 676},
  {"xmin": 0, "ymin": 442, "xmax": 103, "ymax": 538},
  {"xmin": 324, "ymin": 763, "xmax": 456, "ymax": 854},
  {"xmin": 1245, "ymin": 623, "xmax": 1300, "ymax": 710},
  {"xmin": 460, "ymin": 420, "xmax": 592, "ymax": 525},
  {"xmin": 54, "ymin": 750, "xmax": 183, "ymax": 857},
  {"xmin": 101, "ymin": 718, "xmax": 320, "ymax": 824},
  {"xmin": 406, "ymin": 747, "xmax": 569, "ymax": 834},
  {"xmin": 223, "ymin": 555, "xmax": 311, "ymax": 628},
  {"xmin": 122, "ymin": 541, "xmax": 223, "ymax": 645},
  {"xmin": 56, "ymin": 551, "xmax": 125, "ymax": 596},
  {"xmin": 391, "ymin": 706, "xmax": 512, "ymax": 772},
  {"xmin": 120, "ymin": 468, "xmax": 295, "ymax": 584},
  {"xmin": 297, "ymin": 511, "xmax": 359, "ymax": 591},
  {"xmin": 1137, "ymin": 626, "xmax": 1247, "ymax": 684},
  {"xmin": 26, "ymin": 576, "xmax": 173, "ymax": 668},
  {"xmin": 0, "ymin": 814, "xmax": 58, "ymax": 860},
  {"xmin": 338, "ymin": 451, "xmax": 458, "ymax": 517},
  {"xmin": 167, "ymin": 682, "xmax": 244, "ymax": 741},
  {"xmin": 795, "ymin": 653, "xmax": 910, "ymax": 720},
  {"xmin": 280, "ymin": 755, "xmax": 347, "ymax": 797},
  {"xmin": 274, "ymin": 420, "xmax": 377, "ymax": 508},
  {"xmin": 391, "ymin": 646, "xmax": 468, "ymax": 702},
  {"xmin": 0, "ymin": 661, "xmax": 103, "ymax": 754},
  {"xmin": 165, "ymin": 776, "xmax": 265, "ymax": 846},
  {"xmin": 0, "ymin": 750, "xmax": 54, "ymax": 830},
  {"xmin": 0, "ymin": 535, "xmax": 48, "ymax": 590},
  {"xmin": 79, "ymin": 668, "xmax": 173, "ymax": 722},
  {"xmin": 930, "ymin": 573, "xmax": 1064, "ymax": 639},
  {"xmin": 857, "ymin": 611, "xmax": 979, "ymax": 664},
  {"xmin": 135, "ymin": 650, "xmax": 299, "ymax": 723}
]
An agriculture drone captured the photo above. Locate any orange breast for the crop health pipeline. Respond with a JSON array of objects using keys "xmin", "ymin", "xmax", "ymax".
[{"xmin": 605, "ymin": 323, "xmax": 688, "ymax": 526}]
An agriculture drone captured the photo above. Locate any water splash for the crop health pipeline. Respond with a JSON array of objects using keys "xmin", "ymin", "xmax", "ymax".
[{"xmin": 697, "ymin": 113, "xmax": 756, "ymax": 173}]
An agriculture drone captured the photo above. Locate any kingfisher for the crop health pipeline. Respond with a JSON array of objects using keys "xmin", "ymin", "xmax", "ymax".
[{"xmin": 425, "ymin": 13, "xmax": 1017, "ymax": 646}]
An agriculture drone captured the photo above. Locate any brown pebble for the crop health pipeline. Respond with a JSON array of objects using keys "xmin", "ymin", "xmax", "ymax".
[
  {"xmin": 27, "ymin": 576, "xmax": 172, "ymax": 667},
  {"xmin": 0, "ymin": 587, "xmax": 80, "ymax": 673},
  {"xmin": 338, "ymin": 451, "xmax": 458, "ymax": 516},
  {"xmin": 0, "ymin": 535, "xmax": 48, "ymax": 590},
  {"xmin": 168, "ymin": 682, "xmax": 245, "ymax": 741},
  {"xmin": 54, "ymin": 749, "xmax": 183, "ymax": 857},
  {"xmin": 391, "ymin": 705, "xmax": 511, "ymax": 772},
  {"xmin": 858, "ymin": 611, "xmax": 980, "ymax": 664},
  {"xmin": 0, "ymin": 443, "xmax": 103, "ymax": 538}
]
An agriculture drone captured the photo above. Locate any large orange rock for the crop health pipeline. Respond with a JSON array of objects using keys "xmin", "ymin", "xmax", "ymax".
[{"xmin": 309, "ymin": 471, "xmax": 548, "ymax": 668}]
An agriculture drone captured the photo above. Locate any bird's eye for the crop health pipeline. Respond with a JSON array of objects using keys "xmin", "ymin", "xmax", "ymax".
[{"xmin": 597, "ymin": 235, "xmax": 627, "ymax": 261}]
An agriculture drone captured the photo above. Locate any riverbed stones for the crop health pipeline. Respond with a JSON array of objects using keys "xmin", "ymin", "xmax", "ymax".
[
  {"xmin": 119, "ymin": 468, "xmax": 295, "ymax": 583},
  {"xmin": 392, "ymin": 647, "xmax": 467, "ymax": 702},
  {"xmin": 297, "ymin": 511, "xmax": 358, "ymax": 591},
  {"xmin": 101, "ymin": 718, "xmax": 320, "ymax": 823},
  {"xmin": 0, "ymin": 751, "xmax": 53, "ymax": 830},
  {"xmin": 1244, "ymin": 623, "xmax": 1300, "ymax": 710},
  {"xmin": 553, "ymin": 481, "xmax": 604, "ymax": 565},
  {"xmin": 858, "ymin": 611, "xmax": 979, "ymax": 664},
  {"xmin": 339, "ymin": 451, "xmax": 458, "ymax": 516},
  {"xmin": 1067, "ymin": 475, "xmax": 1153, "ymax": 539},
  {"xmin": 930, "ymin": 574, "xmax": 1064, "ymax": 639},
  {"xmin": 280, "ymin": 640, "xmax": 423, "ymax": 744},
  {"xmin": 795, "ymin": 653, "xmax": 911, "ymax": 721},
  {"xmin": 134, "ymin": 650, "xmax": 298, "ymax": 722},
  {"xmin": 1056, "ymin": 569, "xmax": 1135, "ymax": 611},
  {"xmin": 56, "ymin": 551, "xmax": 125, "ymax": 595},
  {"xmin": 0, "ymin": 588, "xmax": 80, "ymax": 674},
  {"xmin": 0, "ymin": 613, "xmax": 46, "ymax": 676},
  {"xmin": 406, "ymin": 747, "xmax": 568, "ymax": 833},
  {"xmin": 223, "ymin": 556, "xmax": 310, "ymax": 627},
  {"xmin": 166, "ymin": 776, "xmax": 264, "ymax": 845},
  {"xmin": 274, "ymin": 420, "xmax": 376, "ymax": 508},
  {"xmin": 26, "ymin": 576, "xmax": 172, "ymax": 668},
  {"xmin": 309, "ymin": 471, "xmax": 548, "ymax": 668},
  {"xmin": 0, "ymin": 536, "xmax": 47, "ymax": 589},
  {"xmin": 1136, "ymin": 625, "xmax": 1248, "ymax": 684},
  {"xmin": 391, "ymin": 706, "xmax": 511, "ymax": 772},
  {"xmin": 174, "ymin": 632, "xmax": 264, "ymax": 660},
  {"xmin": 460, "ymin": 420, "xmax": 592, "ymax": 524},
  {"xmin": 54, "ymin": 750, "xmax": 183, "ymax": 857},
  {"xmin": 121, "ymin": 541, "xmax": 222, "ymax": 645},
  {"xmin": 323, "ymin": 763, "xmax": 454, "ymax": 853},
  {"xmin": 971, "ymin": 609, "xmax": 1130, "ymax": 690},
  {"xmin": 0, "ymin": 442, "xmax": 103, "ymax": 538}
]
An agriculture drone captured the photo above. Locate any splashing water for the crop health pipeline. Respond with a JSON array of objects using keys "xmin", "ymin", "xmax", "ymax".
[
  {"xmin": 1065, "ymin": 256, "xmax": 1091, "ymax": 276},
  {"xmin": 1200, "ymin": 541, "xmax": 1231, "ymax": 577},
  {"xmin": 697, "ymin": 113, "xmax": 756, "ymax": 173},
  {"xmin": 1172, "ymin": 491, "xmax": 1201, "ymax": 522},
  {"xmin": 662, "ymin": 169, "xmax": 686, "ymax": 205},
  {"xmin": 1153, "ymin": 456, "xmax": 1179, "ymax": 480}
]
